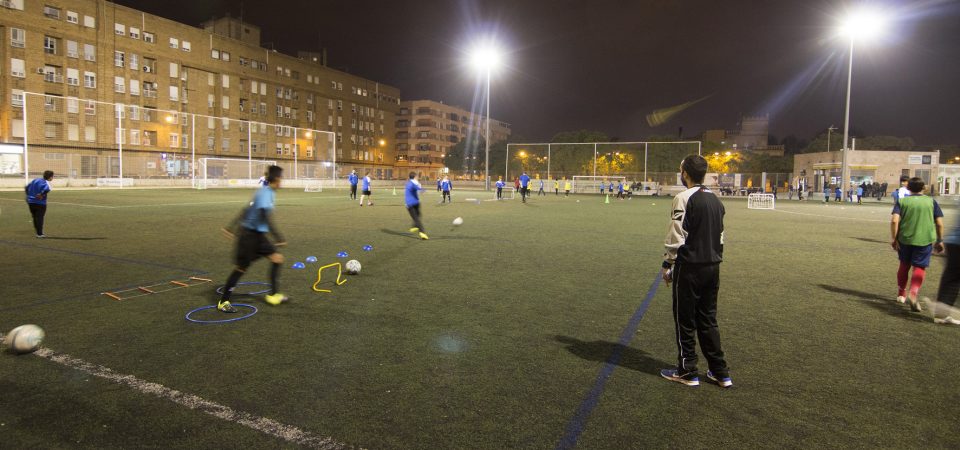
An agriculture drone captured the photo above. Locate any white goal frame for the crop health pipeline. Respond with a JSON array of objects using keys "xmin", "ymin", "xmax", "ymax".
[
  {"xmin": 494, "ymin": 186, "xmax": 516, "ymax": 200},
  {"xmin": 198, "ymin": 158, "xmax": 277, "ymax": 189},
  {"xmin": 748, "ymin": 193, "xmax": 776, "ymax": 210},
  {"xmin": 572, "ymin": 176, "xmax": 627, "ymax": 194}
]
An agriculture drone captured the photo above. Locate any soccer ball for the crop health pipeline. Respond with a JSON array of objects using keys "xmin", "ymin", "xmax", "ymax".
[
  {"xmin": 4, "ymin": 324, "xmax": 44, "ymax": 354},
  {"xmin": 345, "ymin": 260, "xmax": 361, "ymax": 275},
  {"xmin": 452, "ymin": 217, "xmax": 464, "ymax": 226}
]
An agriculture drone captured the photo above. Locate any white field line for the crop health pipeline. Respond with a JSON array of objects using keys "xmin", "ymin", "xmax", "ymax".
[
  {"xmin": 29, "ymin": 347, "xmax": 353, "ymax": 449},
  {"xmin": 0, "ymin": 198, "xmax": 116, "ymax": 208},
  {"xmin": 774, "ymin": 208, "xmax": 889, "ymax": 223}
]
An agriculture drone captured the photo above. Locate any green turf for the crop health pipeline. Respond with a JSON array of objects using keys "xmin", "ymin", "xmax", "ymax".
[{"xmin": 0, "ymin": 188, "xmax": 957, "ymax": 449}]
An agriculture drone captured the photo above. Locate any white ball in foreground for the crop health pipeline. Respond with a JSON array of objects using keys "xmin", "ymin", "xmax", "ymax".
[
  {"xmin": 4, "ymin": 324, "xmax": 44, "ymax": 354},
  {"xmin": 345, "ymin": 259, "xmax": 362, "ymax": 275},
  {"xmin": 452, "ymin": 217, "xmax": 464, "ymax": 226}
]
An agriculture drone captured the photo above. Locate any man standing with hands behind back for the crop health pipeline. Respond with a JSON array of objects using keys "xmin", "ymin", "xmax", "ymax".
[{"xmin": 660, "ymin": 155, "xmax": 732, "ymax": 388}]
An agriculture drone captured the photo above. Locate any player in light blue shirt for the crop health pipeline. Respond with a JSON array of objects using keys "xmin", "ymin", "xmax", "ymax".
[
  {"xmin": 25, "ymin": 170, "xmax": 54, "ymax": 238},
  {"xmin": 359, "ymin": 171, "xmax": 373, "ymax": 206},
  {"xmin": 348, "ymin": 170, "xmax": 359, "ymax": 199},
  {"xmin": 405, "ymin": 172, "xmax": 428, "ymax": 240},
  {"xmin": 538, "ymin": 179, "xmax": 545, "ymax": 196},
  {"xmin": 617, "ymin": 181, "xmax": 625, "ymax": 199},
  {"xmin": 495, "ymin": 177, "xmax": 505, "ymax": 200},
  {"xmin": 609, "ymin": 182, "xmax": 614, "ymax": 193},
  {"xmin": 519, "ymin": 172, "xmax": 531, "ymax": 203},
  {"xmin": 218, "ymin": 165, "xmax": 288, "ymax": 313},
  {"xmin": 440, "ymin": 176, "xmax": 452, "ymax": 204}
]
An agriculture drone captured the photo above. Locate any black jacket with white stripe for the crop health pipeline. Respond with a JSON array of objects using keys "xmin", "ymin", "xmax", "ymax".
[{"xmin": 662, "ymin": 185, "xmax": 725, "ymax": 268}]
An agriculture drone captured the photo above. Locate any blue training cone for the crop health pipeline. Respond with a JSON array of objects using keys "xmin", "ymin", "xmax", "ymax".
[
  {"xmin": 362, "ymin": 245, "xmax": 373, "ymax": 252},
  {"xmin": 305, "ymin": 256, "xmax": 318, "ymax": 263},
  {"xmin": 337, "ymin": 251, "xmax": 349, "ymax": 258},
  {"xmin": 292, "ymin": 262, "xmax": 306, "ymax": 269}
]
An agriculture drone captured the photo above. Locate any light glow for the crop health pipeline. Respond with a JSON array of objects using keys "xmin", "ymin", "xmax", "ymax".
[
  {"xmin": 469, "ymin": 45, "xmax": 503, "ymax": 72},
  {"xmin": 839, "ymin": 8, "xmax": 889, "ymax": 41}
]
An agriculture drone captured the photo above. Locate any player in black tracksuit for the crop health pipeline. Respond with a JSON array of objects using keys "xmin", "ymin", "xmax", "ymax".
[{"xmin": 660, "ymin": 154, "xmax": 732, "ymax": 388}]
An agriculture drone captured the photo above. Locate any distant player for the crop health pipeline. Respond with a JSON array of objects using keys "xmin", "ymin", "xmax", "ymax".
[
  {"xmin": 359, "ymin": 171, "xmax": 373, "ymax": 206},
  {"xmin": 823, "ymin": 185, "xmax": 830, "ymax": 204},
  {"xmin": 25, "ymin": 170, "xmax": 54, "ymax": 238},
  {"xmin": 609, "ymin": 181, "xmax": 614, "ymax": 194},
  {"xmin": 600, "ymin": 182, "xmax": 605, "ymax": 195},
  {"xmin": 437, "ymin": 177, "xmax": 442, "ymax": 193},
  {"xmin": 258, "ymin": 173, "xmax": 269, "ymax": 187},
  {"xmin": 538, "ymin": 178, "xmax": 545, "ymax": 196},
  {"xmin": 891, "ymin": 177, "xmax": 944, "ymax": 312},
  {"xmin": 520, "ymin": 171, "xmax": 531, "ymax": 203},
  {"xmin": 405, "ymin": 172, "xmax": 429, "ymax": 240},
  {"xmin": 348, "ymin": 169, "xmax": 359, "ymax": 200},
  {"xmin": 660, "ymin": 154, "xmax": 731, "ymax": 388},
  {"xmin": 616, "ymin": 181, "xmax": 625, "ymax": 199},
  {"xmin": 440, "ymin": 176, "xmax": 452, "ymax": 203},
  {"xmin": 834, "ymin": 186, "xmax": 842, "ymax": 202},
  {"xmin": 893, "ymin": 175, "xmax": 910, "ymax": 205},
  {"xmin": 564, "ymin": 178, "xmax": 572, "ymax": 197},
  {"xmin": 218, "ymin": 165, "xmax": 288, "ymax": 313},
  {"xmin": 856, "ymin": 185, "xmax": 864, "ymax": 205},
  {"xmin": 554, "ymin": 179, "xmax": 560, "ymax": 196},
  {"xmin": 496, "ymin": 177, "xmax": 505, "ymax": 200}
]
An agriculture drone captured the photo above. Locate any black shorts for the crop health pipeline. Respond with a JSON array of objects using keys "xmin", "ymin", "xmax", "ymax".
[
  {"xmin": 442, "ymin": 190, "xmax": 450, "ymax": 195},
  {"xmin": 235, "ymin": 229, "xmax": 275, "ymax": 268},
  {"xmin": 362, "ymin": 190, "xmax": 372, "ymax": 196},
  {"xmin": 350, "ymin": 184, "xmax": 357, "ymax": 192}
]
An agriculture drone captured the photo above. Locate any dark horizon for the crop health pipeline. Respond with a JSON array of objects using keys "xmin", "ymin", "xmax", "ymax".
[{"xmin": 115, "ymin": 0, "xmax": 960, "ymax": 146}]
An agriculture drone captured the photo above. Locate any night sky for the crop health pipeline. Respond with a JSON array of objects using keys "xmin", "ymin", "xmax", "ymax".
[{"xmin": 116, "ymin": 0, "xmax": 960, "ymax": 145}]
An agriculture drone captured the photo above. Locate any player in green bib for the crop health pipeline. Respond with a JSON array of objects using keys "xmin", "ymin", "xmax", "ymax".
[{"xmin": 890, "ymin": 177, "xmax": 944, "ymax": 312}]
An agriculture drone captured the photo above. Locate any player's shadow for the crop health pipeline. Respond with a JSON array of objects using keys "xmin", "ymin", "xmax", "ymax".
[
  {"xmin": 555, "ymin": 335, "xmax": 669, "ymax": 376},
  {"xmin": 853, "ymin": 237, "xmax": 887, "ymax": 245},
  {"xmin": 41, "ymin": 237, "xmax": 107, "ymax": 241},
  {"xmin": 818, "ymin": 284, "xmax": 927, "ymax": 323},
  {"xmin": 379, "ymin": 228, "xmax": 421, "ymax": 240},
  {"xmin": 378, "ymin": 228, "xmax": 493, "ymax": 241}
]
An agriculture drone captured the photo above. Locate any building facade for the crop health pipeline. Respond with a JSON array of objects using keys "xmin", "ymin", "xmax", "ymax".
[
  {"xmin": 0, "ymin": 0, "xmax": 400, "ymax": 181},
  {"xmin": 794, "ymin": 150, "xmax": 941, "ymax": 193},
  {"xmin": 395, "ymin": 99, "xmax": 510, "ymax": 179}
]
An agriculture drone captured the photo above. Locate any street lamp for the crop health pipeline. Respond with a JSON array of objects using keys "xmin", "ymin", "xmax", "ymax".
[
  {"xmin": 837, "ymin": 7, "xmax": 889, "ymax": 202},
  {"xmin": 469, "ymin": 43, "xmax": 503, "ymax": 191}
]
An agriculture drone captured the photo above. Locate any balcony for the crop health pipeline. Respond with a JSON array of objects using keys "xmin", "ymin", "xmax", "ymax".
[
  {"xmin": 44, "ymin": 73, "xmax": 64, "ymax": 83},
  {"xmin": 144, "ymin": 90, "xmax": 157, "ymax": 98}
]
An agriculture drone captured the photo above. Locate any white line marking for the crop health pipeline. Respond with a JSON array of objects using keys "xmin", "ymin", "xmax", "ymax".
[
  {"xmin": 0, "ymin": 198, "xmax": 116, "ymax": 208},
  {"xmin": 774, "ymin": 208, "xmax": 888, "ymax": 223},
  {"xmin": 31, "ymin": 347, "xmax": 353, "ymax": 449}
]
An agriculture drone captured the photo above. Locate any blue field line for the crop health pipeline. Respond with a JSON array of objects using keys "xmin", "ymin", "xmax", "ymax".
[
  {"xmin": 555, "ymin": 272, "xmax": 662, "ymax": 450},
  {"xmin": 0, "ymin": 239, "xmax": 207, "ymax": 273}
]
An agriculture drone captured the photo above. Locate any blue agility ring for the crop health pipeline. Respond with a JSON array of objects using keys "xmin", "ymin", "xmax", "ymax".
[
  {"xmin": 185, "ymin": 303, "xmax": 258, "ymax": 324},
  {"xmin": 215, "ymin": 281, "xmax": 271, "ymax": 296}
]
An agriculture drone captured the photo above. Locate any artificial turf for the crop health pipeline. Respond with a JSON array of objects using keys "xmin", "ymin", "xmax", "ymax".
[{"xmin": 0, "ymin": 187, "xmax": 957, "ymax": 449}]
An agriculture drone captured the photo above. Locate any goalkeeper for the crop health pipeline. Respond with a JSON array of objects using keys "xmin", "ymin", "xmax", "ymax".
[{"xmin": 218, "ymin": 165, "xmax": 289, "ymax": 312}]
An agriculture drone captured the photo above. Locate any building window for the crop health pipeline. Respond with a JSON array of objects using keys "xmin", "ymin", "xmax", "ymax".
[
  {"xmin": 114, "ymin": 51, "xmax": 125, "ymax": 67},
  {"xmin": 143, "ymin": 32, "xmax": 155, "ymax": 43},
  {"xmin": 11, "ymin": 89, "xmax": 25, "ymax": 107},
  {"xmin": 169, "ymin": 62, "xmax": 178, "ymax": 78},
  {"xmin": 130, "ymin": 79, "xmax": 140, "ymax": 96},
  {"xmin": 128, "ymin": 53, "xmax": 139, "ymax": 70},
  {"xmin": 169, "ymin": 37, "xmax": 178, "ymax": 49},
  {"xmin": 114, "ymin": 23, "xmax": 125, "ymax": 36},
  {"xmin": 10, "ymin": 58, "xmax": 25, "ymax": 78},
  {"xmin": 83, "ymin": 71, "xmax": 96, "ymax": 88},
  {"xmin": 44, "ymin": 36, "xmax": 58, "ymax": 55},
  {"xmin": 83, "ymin": 44, "xmax": 95, "ymax": 61},
  {"xmin": 222, "ymin": 138, "xmax": 230, "ymax": 151},
  {"xmin": 10, "ymin": 28, "xmax": 25, "ymax": 48},
  {"xmin": 83, "ymin": 101, "xmax": 95, "ymax": 115},
  {"xmin": 66, "ymin": 68, "xmax": 79, "ymax": 86},
  {"xmin": 114, "ymin": 77, "xmax": 125, "ymax": 93},
  {"xmin": 169, "ymin": 133, "xmax": 179, "ymax": 148},
  {"xmin": 83, "ymin": 15, "xmax": 95, "ymax": 28},
  {"xmin": 130, "ymin": 129, "xmax": 140, "ymax": 145},
  {"xmin": 221, "ymin": 51, "xmax": 230, "ymax": 62},
  {"xmin": 66, "ymin": 11, "xmax": 79, "ymax": 24},
  {"xmin": 43, "ymin": 5, "xmax": 61, "ymax": 19},
  {"xmin": 66, "ymin": 40, "xmax": 78, "ymax": 58},
  {"xmin": 182, "ymin": 41, "xmax": 191, "ymax": 52},
  {"xmin": 211, "ymin": 49, "xmax": 220, "ymax": 60},
  {"xmin": 44, "ymin": 122, "xmax": 60, "ymax": 139}
]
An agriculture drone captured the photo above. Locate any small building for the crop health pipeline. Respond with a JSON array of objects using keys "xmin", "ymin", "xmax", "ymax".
[
  {"xmin": 938, "ymin": 164, "xmax": 960, "ymax": 196},
  {"xmin": 793, "ymin": 150, "xmax": 940, "ymax": 193}
]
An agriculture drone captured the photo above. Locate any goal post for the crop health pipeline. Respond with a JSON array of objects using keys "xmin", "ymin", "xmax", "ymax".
[
  {"xmin": 572, "ymin": 176, "xmax": 626, "ymax": 194},
  {"xmin": 493, "ymin": 186, "xmax": 516, "ymax": 200},
  {"xmin": 747, "ymin": 193, "xmax": 776, "ymax": 210},
  {"xmin": 198, "ymin": 158, "xmax": 277, "ymax": 189}
]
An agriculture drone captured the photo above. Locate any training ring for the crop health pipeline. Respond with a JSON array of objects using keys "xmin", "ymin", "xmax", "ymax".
[
  {"xmin": 185, "ymin": 303, "xmax": 258, "ymax": 324},
  {"xmin": 215, "ymin": 281, "xmax": 271, "ymax": 296}
]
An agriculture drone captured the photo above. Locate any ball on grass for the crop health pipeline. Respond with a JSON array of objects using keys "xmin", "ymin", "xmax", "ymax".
[
  {"xmin": 452, "ymin": 217, "xmax": 464, "ymax": 226},
  {"xmin": 4, "ymin": 324, "xmax": 44, "ymax": 354},
  {"xmin": 345, "ymin": 259, "xmax": 362, "ymax": 275}
]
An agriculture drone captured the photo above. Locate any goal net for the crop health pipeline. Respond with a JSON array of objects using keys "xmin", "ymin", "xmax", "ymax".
[
  {"xmin": 198, "ymin": 158, "xmax": 276, "ymax": 189},
  {"xmin": 747, "ymin": 193, "xmax": 776, "ymax": 210},
  {"xmin": 572, "ymin": 176, "xmax": 627, "ymax": 194},
  {"xmin": 494, "ymin": 187, "xmax": 516, "ymax": 200}
]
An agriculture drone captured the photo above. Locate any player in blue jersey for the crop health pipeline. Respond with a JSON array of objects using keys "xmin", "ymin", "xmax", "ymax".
[
  {"xmin": 538, "ymin": 178, "xmax": 545, "ymax": 196},
  {"xmin": 519, "ymin": 172, "xmax": 531, "ymax": 203},
  {"xmin": 616, "ymin": 181, "xmax": 625, "ymax": 199},
  {"xmin": 405, "ymin": 172, "xmax": 429, "ymax": 240},
  {"xmin": 359, "ymin": 171, "xmax": 373, "ymax": 206},
  {"xmin": 496, "ymin": 177, "xmax": 505, "ymax": 200},
  {"xmin": 348, "ymin": 170, "xmax": 359, "ymax": 200},
  {"xmin": 609, "ymin": 181, "xmax": 614, "ymax": 194},
  {"xmin": 437, "ymin": 178, "xmax": 442, "ymax": 193},
  {"xmin": 218, "ymin": 165, "xmax": 288, "ymax": 313},
  {"xmin": 25, "ymin": 170, "xmax": 54, "ymax": 238},
  {"xmin": 440, "ymin": 176, "xmax": 452, "ymax": 203}
]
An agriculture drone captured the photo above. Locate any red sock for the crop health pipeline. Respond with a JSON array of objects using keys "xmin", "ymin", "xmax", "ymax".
[
  {"xmin": 897, "ymin": 262, "xmax": 910, "ymax": 297},
  {"xmin": 909, "ymin": 267, "xmax": 926, "ymax": 299}
]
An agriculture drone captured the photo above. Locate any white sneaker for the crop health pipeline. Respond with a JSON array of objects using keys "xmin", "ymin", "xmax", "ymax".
[
  {"xmin": 896, "ymin": 295, "xmax": 907, "ymax": 304},
  {"xmin": 934, "ymin": 316, "xmax": 960, "ymax": 326}
]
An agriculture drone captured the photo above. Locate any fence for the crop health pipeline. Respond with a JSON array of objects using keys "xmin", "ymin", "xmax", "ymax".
[{"xmin": 3, "ymin": 92, "xmax": 339, "ymax": 187}]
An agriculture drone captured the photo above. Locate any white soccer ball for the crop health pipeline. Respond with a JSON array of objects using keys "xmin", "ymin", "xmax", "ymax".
[
  {"xmin": 4, "ymin": 324, "xmax": 44, "ymax": 354},
  {"xmin": 452, "ymin": 217, "xmax": 464, "ymax": 226},
  {"xmin": 345, "ymin": 260, "xmax": 361, "ymax": 275}
]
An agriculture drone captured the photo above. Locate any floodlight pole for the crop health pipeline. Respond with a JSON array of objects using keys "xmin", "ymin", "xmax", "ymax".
[
  {"xmin": 547, "ymin": 144, "xmax": 551, "ymax": 180},
  {"xmin": 484, "ymin": 68, "xmax": 491, "ymax": 191},
  {"xmin": 191, "ymin": 114, "xmax": 196, "ymax": 187},
  {"xmin": 118, "ymin": 111, "xmax": 124, "ymax": 188},
  {"xmin": 644, "ymin": 142, "xmax": 648, "ymax": 184},
  {"xmin": 840, "ymin": 38, "xmax": 854, "ymax": 202},
  {"xmin": 593, "ymin": 143, "xmax": 597, "ymax": 178},
  {"xmin": 22, "ymin": 98, "xmax": 29, "ymax": 184}
]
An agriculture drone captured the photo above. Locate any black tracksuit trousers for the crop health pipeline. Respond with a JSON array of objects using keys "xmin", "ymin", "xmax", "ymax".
[{"xmin": 672, "ymin": 262, "xmax": 729, "ymax": 377}]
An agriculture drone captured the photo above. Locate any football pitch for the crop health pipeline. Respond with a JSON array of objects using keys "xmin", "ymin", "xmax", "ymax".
[{"xmin": 0, "ymin": 187, "xmax": 957, "ymax": 449}]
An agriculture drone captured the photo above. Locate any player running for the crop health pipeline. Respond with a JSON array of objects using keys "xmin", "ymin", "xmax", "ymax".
[
  {"xmin": 538, "ymin": 178, "xmax": 546, "ymax": 196},
  {"xmin": 891, "ymin": 177, "xmax": 944, "ymax": 312},
  {"xmin": 405, "ymin": 172, "xmax": 429, "ymax": 240},
  {"xmin": 348, "ymin": 169, "xmax": 359, "ymax": 200},
  {"xmin": 441, "ymin": 176, "xmax": 452, "ymax": 204},
  {"xmin": 218, "ymin": 165, "xmax": 289, "ymax": 313},
  {"xmin": 359, "ymin": 171, "xmax": 373, "ymax": 206},
  {"xmin": 25, "ymin": 170, "xmax": 54, "ymax": 238}
]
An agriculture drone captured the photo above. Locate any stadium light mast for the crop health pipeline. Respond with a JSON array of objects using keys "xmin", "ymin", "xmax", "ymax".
[
  {"xmin": 470, "ymin": 44, "xmax": 503, "ymax": 191},
  {"xmin": 837, "ymin": 7, "xmax": 888, "ymax": 202}
]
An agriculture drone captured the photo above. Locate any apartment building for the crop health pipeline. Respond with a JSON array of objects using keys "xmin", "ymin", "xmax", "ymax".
[
  {"xmin": 395, "ymin": 99, "xmax": 510, "ymax": 178},
  {"xmin": 0, "ymin": 0, "xmax": 400, "ymax": 180}
]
